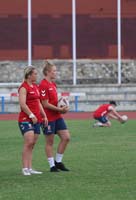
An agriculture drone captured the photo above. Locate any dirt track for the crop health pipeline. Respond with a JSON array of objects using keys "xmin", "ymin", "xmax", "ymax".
[{"xmin": 0, "ymin": 112, "xmax": 135, "ymax": 121}]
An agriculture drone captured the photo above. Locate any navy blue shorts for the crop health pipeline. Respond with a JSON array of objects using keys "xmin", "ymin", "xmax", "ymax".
[
  {"xmin": 41, "ymin": 118, "xmax": 67, "ymax": 135},
  {"xmin": 18, "ymin": 122, "xmax": 41, "ymax": 135},
  {"xmin": 95, "ymin": 116, "xmax": 108, "ymax": 124}
]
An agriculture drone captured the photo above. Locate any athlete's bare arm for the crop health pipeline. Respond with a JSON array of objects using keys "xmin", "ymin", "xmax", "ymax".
[
  {"xmin": 19, "ymin": 87, "xmax": 38, "ymax": 123},
  {"xmin": 39, "ymin": 101, "xmax": 48, "ymax": 126},
  {"xmin": 41, "ymin": 99, "xmax": 69, "ymax": 114},
  {"xmin": 108, "ymin": 106, "xmax": 123, "ymax": 122}
]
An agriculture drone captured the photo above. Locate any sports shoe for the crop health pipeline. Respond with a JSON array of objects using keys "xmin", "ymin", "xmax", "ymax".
[
  {"xmin": 92, "ymin": 122, "xmax": 103, "ymax": 128},
  {"xmin": 22, "ymin": 168, "xmax": 31, "ymax": 176},
  {"xmin": 50, "ymin": 166, "xmax": 59, "ymax": 172},
  {"xmin": 29, "ymin": 169, "xmax": 43, "ymax": 174},
  {"xmin": 55, "ymin": 161, "xmax": 69, "ymax": 171}
]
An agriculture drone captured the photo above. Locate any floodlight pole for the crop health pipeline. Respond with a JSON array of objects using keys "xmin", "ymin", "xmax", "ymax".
[
  {"xmin": 28, "ymin": 0, "xmax": 32, "ymax": 66},
  {"xmin": 72, "ymin": 0, "xmax": 77, "ymax": 85},
  {"xmin": 117, "ymin": 0, "xmax": 121, "ymax": 84}
]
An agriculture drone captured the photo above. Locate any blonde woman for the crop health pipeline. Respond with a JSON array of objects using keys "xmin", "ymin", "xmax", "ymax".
[
  {"xmin": 18, "ymin": 67, "xmax": 48, "ymax": 175},
  {"xmin": 39, "ymin": 61, "xmax": 70, "ymax": 172}
]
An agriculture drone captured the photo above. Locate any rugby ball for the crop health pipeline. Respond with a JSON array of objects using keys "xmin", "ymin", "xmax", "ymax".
[
  {"xmin": 121, "ymin": 115, "xmax": 128, "ymax": 122},
  {"xmin": 57, "ymin": 96, "xmax": 69, "ymax": 107}
]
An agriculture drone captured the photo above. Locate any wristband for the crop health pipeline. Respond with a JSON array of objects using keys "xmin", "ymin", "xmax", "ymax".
[{"xmin": 29, "ymin": 113, "xmax": 35, "ymax": 119}]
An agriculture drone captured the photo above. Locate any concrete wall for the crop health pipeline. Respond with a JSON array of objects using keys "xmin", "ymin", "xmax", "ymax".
[
  {"xmin": 0, "ymin": 59, "xmax": 136, "ymax": 84},
  {"xmin": 0, "ymin": 59, "xmax": 136, "ymax": 113}
]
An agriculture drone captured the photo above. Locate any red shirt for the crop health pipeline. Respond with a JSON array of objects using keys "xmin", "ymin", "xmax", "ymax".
[
  {"xmin": 93, "ymin": 104, "xmax": 112, "ymax": 118},
  {"xmin": 39, "ymin": 79, "xmax": 61, "ymax": 121},
  {"xmin": 18, "ymin": 81, "xmax": 42, "ymax": 122}
]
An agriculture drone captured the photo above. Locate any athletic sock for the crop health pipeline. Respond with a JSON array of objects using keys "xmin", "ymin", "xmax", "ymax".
[
  {"xmin": 48, "ymin": 157, "xmax": 55, "ymax": 168},
  {"xmin": 55, "ymin": 153, "xmax": 63, "ymax": 163},
  {"xmin": 22, "ymin": 167, "xmax": 28, "ymax": 170}
]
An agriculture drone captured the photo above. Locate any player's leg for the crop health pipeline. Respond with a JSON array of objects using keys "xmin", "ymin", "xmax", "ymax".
[
  {"xmin": 46, "ymin": 134, "xmax": 60, "ymax": 172},
  {"xmin": 22, "ymin": 131, "xmax": 35, "ymax": 175},
  {"xmin": 57, "ymin": 130, "xmax": 70, "ymax": 154},
  {"xmin": 45, "ymin": 134, "xmax": 54, "ymax": 158},
  {"xmin": 93, "ymin": 116, "xmax": 111, "ymax": 127},
  {"xmin": 55, "ymin": 118, "xmax": 70, "ymax": 171},
  {"xmin": 27, "ymin": 133, "xmax": 39, "ymax": 169},
  {"xmin": 19, "ymin": 122, "xmax": 41, "ymax": 175},
  {"xmin": 100, "ymin": 116, "xmax": 111, "ymax": 127},
  {"xmin": 93, "ymin": 120, "xmax": 103, "ymax": 127},
  {"xmin": 28, "ymin": 124, "xmax": 43, "ymax": 174},
  {"xmin": 42, "ymin": 121, "xmax": 59, "ymax": 172},
  {"xmin": 101, "ymin": 120, "xmax": 111, "ymax": 127},
  {"xmin": 28, "ymin": 124, "xmax": 40, "ymax": 168},
  {"xmin": 19, "ymin": 122, "xmax": 35, "ymax": 175}
]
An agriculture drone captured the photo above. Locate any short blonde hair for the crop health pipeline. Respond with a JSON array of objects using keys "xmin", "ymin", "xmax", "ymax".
[
  {"xmin": 24, "ymin": 66, "xmax": 36, "ymax": 79},
  {"xmin": 43, "ymin": 61, "xmax": 54, "ymax": 76}
]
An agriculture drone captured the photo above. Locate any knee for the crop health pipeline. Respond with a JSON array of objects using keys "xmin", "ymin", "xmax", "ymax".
[
  {"xmin": 32, "ymin": 140, "xmax": 37, "ymax": 148},
  {"xmin": 25, "ymin": 141, "xmax": 35, "ymax": 149},
  {"xmin": 63, "ymin": 135, "xmax": 70, "ymax": 143},
  {"xmin": 46, "ymin": 140, "xmax": 54, "ymax": 146},
  {"xmin": 67, "ymin": 135, "xmax": 70, "ymax": 143}
]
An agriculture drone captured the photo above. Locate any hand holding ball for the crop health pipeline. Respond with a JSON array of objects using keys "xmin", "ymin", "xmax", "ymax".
[
  {"xmin": 121, "ymin": 115, "xmax": 128, "ymax": 123},
  {"xmin": 57, "ymin": 96, "xmax": 69, "ymax": 107}
]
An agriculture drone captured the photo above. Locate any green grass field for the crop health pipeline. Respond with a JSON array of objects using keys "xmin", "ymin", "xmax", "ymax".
[{"xmin": 0, "ymin": 119, "xmax": 136, "ymax": 200}]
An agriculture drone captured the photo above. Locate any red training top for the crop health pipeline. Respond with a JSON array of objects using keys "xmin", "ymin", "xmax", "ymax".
[
  {"xmin": 18, "ymin": 81, "xmax": 42, "ymax": 122},
  {"xmin": 39, "ymin": 79, "xmax": 61, "ymax": 121},
  {"xmin": 93, "ymin": 104, "xmax": 112, "ymax": 118}
]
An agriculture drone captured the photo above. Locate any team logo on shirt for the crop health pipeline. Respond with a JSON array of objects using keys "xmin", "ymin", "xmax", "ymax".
[
  {"xmin": 23, "ymin": 117, "xmax": 27, "ymax": 120},
  {"xmin": 47, "ymin": 125, "xmax": 52, "ymax": 132},
  {"xmin": 28, "ymin": 123, "xmax": 32, "ymax": 129},
  {"xmin": 20, "ymin": 124, "xmax": 25, "ymax": 130},
  {"xmin": 41, "ymin": 90, "xmax": 46, "ymax": 96}
]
